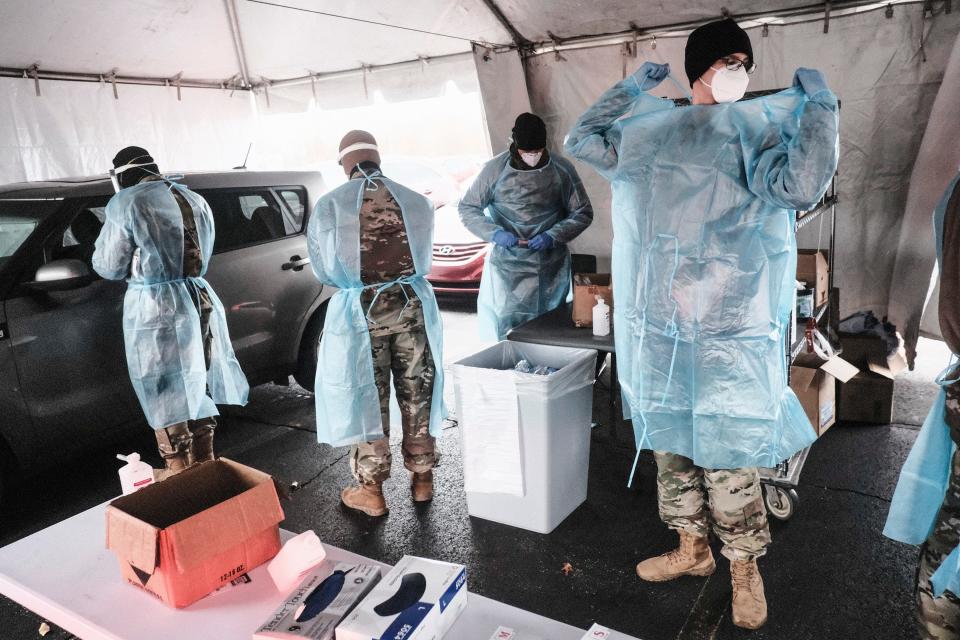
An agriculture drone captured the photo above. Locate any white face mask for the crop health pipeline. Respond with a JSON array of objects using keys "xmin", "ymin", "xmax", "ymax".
[
  {"xmin": 520, "ymin": 151, "xmax": 543, "ymax": 167},
  {"xmin": 701, "ymin": 65, "xmax": 750, "ymax": 103}
]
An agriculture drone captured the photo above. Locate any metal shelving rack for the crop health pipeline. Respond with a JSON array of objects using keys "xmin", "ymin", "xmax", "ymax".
[{"xmin": 759, "ymin": 179, "xmax": 839, "ymax": 521}]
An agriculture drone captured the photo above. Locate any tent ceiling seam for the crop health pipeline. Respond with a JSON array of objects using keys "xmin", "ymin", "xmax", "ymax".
[
  {"xmin": 478, "ymin": 0, "xmax": 531, "ymax": 48},
  {"xmin": 246, "ymin": 0, "xmax": 511, "ymax": 48}
]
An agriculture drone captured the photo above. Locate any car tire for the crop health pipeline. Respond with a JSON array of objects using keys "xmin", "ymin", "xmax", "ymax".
[{"xmin": 293, "ymin": 303, "xmax": 327, "ymax": 393}]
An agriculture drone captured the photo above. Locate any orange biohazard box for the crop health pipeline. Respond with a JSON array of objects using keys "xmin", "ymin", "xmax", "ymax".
[{"xmin": 106, "ymin": 458, "xmax": 284, "ymax": 608}]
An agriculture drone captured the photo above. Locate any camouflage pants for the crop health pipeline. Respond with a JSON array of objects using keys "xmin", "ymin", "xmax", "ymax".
[
  {"xmin": 350, "ymin": 325, "xmax": 437, "ymax": 485},
  {"xmin": 654, "ymin": 451, "xmax": 771, "ymax": 561},
  {"xmin": 916, "ymin": 378, "xmax": 960, "ymax": 639}
]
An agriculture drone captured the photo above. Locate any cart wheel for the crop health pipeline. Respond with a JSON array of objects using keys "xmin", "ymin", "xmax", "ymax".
[{"xmin": 763, "ymin": 485, "xmax": 799, "ymax": 521}]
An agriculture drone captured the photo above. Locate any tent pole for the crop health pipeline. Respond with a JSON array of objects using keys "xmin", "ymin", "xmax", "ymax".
[
  {"xmin": 517, "ymin": 0, "xmax": 927, "ymax": 57},
  {"xmin": 223, "ymin": 0, "xmax": 253, "ymax": 88},
  {"xmin": 0, "ymin": 67, "xmax": 235, "ymax": 91}
]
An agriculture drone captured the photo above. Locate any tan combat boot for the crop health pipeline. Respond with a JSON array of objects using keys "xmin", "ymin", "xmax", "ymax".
[
  {"xmin": 154, "ymin": 423, "xmax": 194, "ymax": 481},
  {"xmin": 341, "ymin": 483, "xmax": 388, "ymax": 517},
  {"xmin": 636, "ymin": 530, "xmax": 716, "ymax": 582},
  {"xmin": 189, "ymin": 418, "xmax": 216, "ymax": 463},
  {"xmin": 412, "ymin": 471, "xmax": 434, "ymax": 502},
  {"xmin": 731, "ymin": 559, "xmax": 768, "ymax": 629}
]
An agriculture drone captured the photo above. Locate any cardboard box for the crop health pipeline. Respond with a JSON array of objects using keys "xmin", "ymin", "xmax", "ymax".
[
  {"xmin": 839, "ymin": 332, "xmax": 907, "ymax": 380},
  {"xmin": 791, "ymin": 352, "xmax": 858, "ymax": 437},
  {"xmin": 254, "ymin": 562, "xmax": 382, "ymax": 640},
  {"xmin": 106, "ymin": 458, "xmax": 285, "ymax": 608},
  {"xmin": 336, "ymin": 555, "xmax": 467, "ymax": 640},
  {"xmin": 573, "ymin": 273, "xmax": 613, "ymax": 328},
  {"xmin": 796, "ymin": 250, "xmax": 829, "ymax": 308},
  {"xmin": 839, "ymin": 372, "xmax": 895, "ymax": 425}
]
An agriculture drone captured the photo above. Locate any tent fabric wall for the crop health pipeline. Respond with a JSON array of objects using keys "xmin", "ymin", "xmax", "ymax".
[
  {"xmin": 505, "ymin": 5, "xmax": 960, "ymax": 305},
  {"xmin": 889, "ymin": 33, "xmax": 960, "ymax": 362},
  {"xmin": 0, "ymin": 78, "xmax": 256, "ymax": 183},
  {"xmin": 472, "ymin": 47, "xmax": 532, "ymax": 156}
]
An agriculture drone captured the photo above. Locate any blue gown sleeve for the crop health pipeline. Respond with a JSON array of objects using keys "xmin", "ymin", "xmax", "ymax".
[
  {"xmin": 746, "ymin": 92, "xmax": 840, "ymax": 211},
  {"xmin": 548, "ymin": 158, "xmax": 594, "ymax": 244},
  {"xmin": 563, "ymin": 75, "xmax": 663, "ymax": 180},
  {"xmin": 306, "ymin": 195, "xmax": 337, "ymax": 286},
  {"xmin": 458, "ymin": 156, "xmax": 506, "ymax": 242},
  {"xmin": 91, "ymin": 195, "xmax": 135, "ymax": 281}
]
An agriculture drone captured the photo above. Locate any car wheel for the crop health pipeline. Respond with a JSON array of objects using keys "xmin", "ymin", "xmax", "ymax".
[{"xmin": 293, "ymin": 304, "xmax": 327, "ymax": 393}]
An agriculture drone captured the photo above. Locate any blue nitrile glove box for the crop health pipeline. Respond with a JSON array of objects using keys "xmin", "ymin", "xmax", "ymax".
[{"xmin": 336, "ymin": 556, "xmax": 468, "ymax": 640}]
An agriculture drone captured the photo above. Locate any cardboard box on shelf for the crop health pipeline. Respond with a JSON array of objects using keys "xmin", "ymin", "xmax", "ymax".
[
  {"xmin": 336, "ymin": 555, "xmax": 467, "ymax": 640},
  {"xmin": 573, "ymin": 273, "xmax": 613, "ymax": 328},
  {"xmin": 791, "ymin": 352, "xmax": 858, "ymax": 437},
  {"xmin": 839, "ymin": 372, "xmax": 895, "ymax": 425},
  {"xmin": 106, "ymin": 458, "xmax": 284, "ymax": 608},
  {"xmin": 254, "ymin": 563, "xmax": 382, "ymax": 640},
  {"xmin": 796, "ymin": 250, "xmax": 829, "ymax": 308}
]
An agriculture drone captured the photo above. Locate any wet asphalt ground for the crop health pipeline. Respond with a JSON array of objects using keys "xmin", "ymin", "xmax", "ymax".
[{"xmin": 0, "ymin": 297, "xmax": 945, "ymax": 639}]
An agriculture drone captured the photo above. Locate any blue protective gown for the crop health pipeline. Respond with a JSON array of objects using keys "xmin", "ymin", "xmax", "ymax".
[
  {"xmin": 885, "ymin": 174, "xmax": 960, "ymax": 597},
  {"xmin": 459, "ymin": 151, "xmax": 593, "ymax": 342},
  {"xmin": 307, "ymin": 176, "xmax": 446, "ymax": 447},
  {"xmin": 565, "ymin": 71, "xmax": 839, "ymax": 469},
  {"xmin": 92, "ymin": 180, "xmax": 249, "ymax": 430}
]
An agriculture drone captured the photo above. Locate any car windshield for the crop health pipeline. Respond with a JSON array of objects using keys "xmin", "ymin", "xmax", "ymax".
[{"xmin": 0, "ymin": 199, "xmax": 62, "ymax": 268}]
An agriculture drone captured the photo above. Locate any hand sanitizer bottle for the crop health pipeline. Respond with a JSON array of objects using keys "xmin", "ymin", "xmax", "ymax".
[
  {"xmin": 593, "ymin": 296, "xmax": 611, "ymax": 337},
  {"xmin": 117, "ymin": 453, "xmax": 155, "ymax": 495}
]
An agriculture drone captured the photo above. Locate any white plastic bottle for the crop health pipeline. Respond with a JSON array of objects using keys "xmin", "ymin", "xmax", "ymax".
[
  {"xmin": 592, "ymin": 296, "xmax": 611, "ymax": 337},
  {"xmin": 117, "ymin": 453, "xmax": 155, "ymax": 495}
]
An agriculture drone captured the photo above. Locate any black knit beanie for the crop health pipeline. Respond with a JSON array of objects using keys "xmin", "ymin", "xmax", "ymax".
[
  {"xmin": 684, "ymin": 18, "xmax": 753, "ymax": 87},
  {"xmin": 112, "ymin": 146, "xmax": 159, "ymax": 188},
  {"xmin": 512, "ymin": 113, "xmax": 547, "ymax": 150}
]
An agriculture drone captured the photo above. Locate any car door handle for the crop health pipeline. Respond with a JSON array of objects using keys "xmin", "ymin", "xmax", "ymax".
[{"xmin": 282, "ymin": 255, "xmax": 311, "ymax": 272}]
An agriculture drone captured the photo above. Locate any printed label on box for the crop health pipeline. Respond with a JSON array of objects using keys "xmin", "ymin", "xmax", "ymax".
[
  {"xmin": 820, "ymin": 402, "xmax": 834, "ymax": 428},
  {"xmin": 490, "ymin": 627, "xmax": 515, "ymax": 640},
  {"xmin": 582, "ymin": 623, "xmax": 611, "ymax": 639}
]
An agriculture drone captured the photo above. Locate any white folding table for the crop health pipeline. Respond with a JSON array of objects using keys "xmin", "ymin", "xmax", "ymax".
[{"xmin": 0, "ymin": 502, "xmax": 640, "ymax": 640}]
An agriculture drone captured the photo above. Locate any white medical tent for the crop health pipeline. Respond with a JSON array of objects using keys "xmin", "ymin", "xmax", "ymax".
[{"xmin": 1, "ymin": 0, "xmax": 958, "ymax": 360}]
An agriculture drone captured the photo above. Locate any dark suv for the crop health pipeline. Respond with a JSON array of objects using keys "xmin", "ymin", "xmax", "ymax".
[{"xmin": 0, "ymin": 171, "xmax": 332, "ymax": 498}]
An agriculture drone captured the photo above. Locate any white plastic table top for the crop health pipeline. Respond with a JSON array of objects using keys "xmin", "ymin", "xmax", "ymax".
[{"xmin": 0, "ymin": 501, "xmax": 641, "ymax": 640}]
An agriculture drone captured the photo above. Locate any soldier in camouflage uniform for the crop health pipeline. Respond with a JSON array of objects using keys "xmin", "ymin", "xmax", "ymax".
[
  {"xmin": 336, "ymin": 131, "xmax": 437, "ymax": 517},
  {"xmin": 917, "ymin": 175, "xmax": 960, "ymax": 639}
]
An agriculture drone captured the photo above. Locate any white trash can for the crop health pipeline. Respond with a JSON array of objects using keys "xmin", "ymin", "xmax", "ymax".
[{"xmin": 452, "ymin": 341, "xmax": 597, "ymax": 533}]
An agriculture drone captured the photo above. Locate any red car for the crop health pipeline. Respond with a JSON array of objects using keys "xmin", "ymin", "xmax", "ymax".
[{"xmin": 428, "ymin": 202, "xmax": 488, "ymax": 294}]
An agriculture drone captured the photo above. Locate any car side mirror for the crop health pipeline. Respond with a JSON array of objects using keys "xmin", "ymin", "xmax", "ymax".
[{"xmin": 25, "ymin": 259, "xmax": 93, "ymax": 292}]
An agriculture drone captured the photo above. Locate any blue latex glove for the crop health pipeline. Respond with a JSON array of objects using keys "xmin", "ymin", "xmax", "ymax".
[
  {"xmin": 527, "ymin": 233, "xmax": 555, "ymax": 252},
  {"xmin": 632, "ymin": 62, "xmax": 670, "ymax": 92},
  {"xmin": 794, "ymin": 68, "xmax": 832, "ymax": 100},
  {"xmin": 492, "ymin": 230, "xmax": 519, "ymax": 248}
]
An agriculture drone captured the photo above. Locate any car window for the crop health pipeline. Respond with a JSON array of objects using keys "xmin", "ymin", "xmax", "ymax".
[
  {"xmin": 198, "ymin": 188, "xmax": 303, "ymax": 254},
  {"xmin": 276, "ymin": 188, "xmax": 306, "ymax": 235},
  {"xmin": 49, "ymin": 198, "xmax": 110, "ymax": 271},
  {"xmin": 0, "ymin": 199, "xmax": 63, "ymax": 269}
]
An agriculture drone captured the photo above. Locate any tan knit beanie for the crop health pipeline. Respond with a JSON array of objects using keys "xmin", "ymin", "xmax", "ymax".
[{"xmin": 338, "ymin": 130, "xmax": 380, "ymax": 175}]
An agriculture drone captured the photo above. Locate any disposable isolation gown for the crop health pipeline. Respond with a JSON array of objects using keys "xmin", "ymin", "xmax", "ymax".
[
  {"xmin": 884, "ymin": 174, "xmax": 960, "ymax": 597},
  {"xmin": 92, "ymin": 180, "xmax": 249, "ymax": 429},
  {"xmin": 459, "ymin": 152, "xmax": 593, "ymax": 341},
  {"xmin": 565, "ymin": 71, "xmax": 839, "ymax": 469},
  {"xmin": 307, "ymin": 176, "xmax": 446, "ymax": 447}
]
